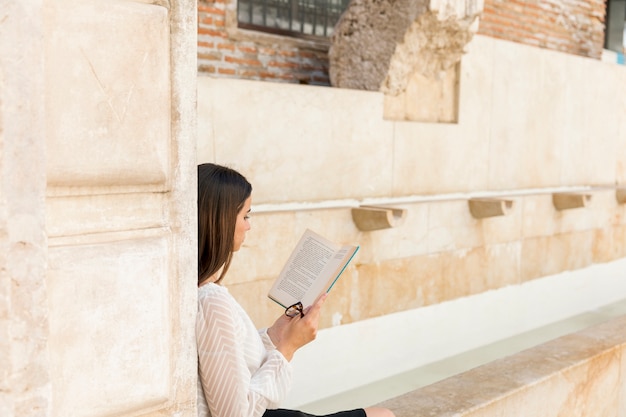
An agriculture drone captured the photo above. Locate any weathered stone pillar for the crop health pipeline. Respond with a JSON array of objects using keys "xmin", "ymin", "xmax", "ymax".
[
  {"xmin": 0, "ymin": 1, "xmax": 51, "ymax": 417},
  {"xmin": 1, "ymin": 1, "xmax": 198, "ymax": 417},
  {"xmin": 329, "ymin": 0, "xmax": 483, "ymax": 122}
]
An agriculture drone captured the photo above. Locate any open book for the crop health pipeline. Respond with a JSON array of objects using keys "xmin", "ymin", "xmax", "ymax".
[{"xmin": 268, "ymin": 229, "xmax": 359, "ymax": 309}]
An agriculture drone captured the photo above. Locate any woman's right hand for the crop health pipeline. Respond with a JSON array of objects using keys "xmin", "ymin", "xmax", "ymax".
[{"xmin": 267, "ymin": 293, "xmax": 328, "ymax": 361}]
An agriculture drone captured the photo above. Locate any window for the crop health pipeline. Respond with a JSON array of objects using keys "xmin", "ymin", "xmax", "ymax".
[
  {"xmin": 237, "ymin": 0, "xmax": 350, "ymax": 38},
  {"xmin": 604, "ymin": 0, "xmax": 626, "ymax": 54}
]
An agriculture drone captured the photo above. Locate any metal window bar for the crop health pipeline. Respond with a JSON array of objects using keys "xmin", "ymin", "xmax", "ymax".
[{"xmin": 237, "ymin": 0, "xmax": 350, "ymax": 38}]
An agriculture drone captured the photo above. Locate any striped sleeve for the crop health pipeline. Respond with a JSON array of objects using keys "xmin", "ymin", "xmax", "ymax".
[{"xmin": 197, "ymin": 288, "xmax": 292, "ymax": 417}]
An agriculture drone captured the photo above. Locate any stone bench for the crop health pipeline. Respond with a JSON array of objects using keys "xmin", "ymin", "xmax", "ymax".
[{"xmin": 378, "ymin": 314, "xmax": 626, "ymax": 417}]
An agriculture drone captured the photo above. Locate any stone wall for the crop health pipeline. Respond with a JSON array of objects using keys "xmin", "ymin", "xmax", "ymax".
[
  {"xmin": 197, "ymin": 0, "xmax": 611, "ymax": 83},
  {"xmin": 197, "ymin": 34, "xmax": 626, "ymax": 331}
]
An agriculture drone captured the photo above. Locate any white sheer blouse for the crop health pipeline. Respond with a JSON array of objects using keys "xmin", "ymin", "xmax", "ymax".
[{"xmin": 196, "ymin": 283, "xmax": 292, "ymax": 417}]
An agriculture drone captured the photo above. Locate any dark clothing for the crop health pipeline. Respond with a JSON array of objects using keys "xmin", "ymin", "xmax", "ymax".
[{"xmin": 264, "ymin": 409, "xmax": 367, "ymax": 417}]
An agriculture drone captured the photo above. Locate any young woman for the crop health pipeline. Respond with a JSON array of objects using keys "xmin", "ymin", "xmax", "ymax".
[{"xmin": 196, "ymin": 163, "xmax": 395, "ymax": 417}]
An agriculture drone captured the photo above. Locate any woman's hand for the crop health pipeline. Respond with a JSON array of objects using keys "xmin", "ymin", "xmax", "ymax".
[{"xmin": 267, "ymin": 293, "xmax": 328, "ymax": 361}]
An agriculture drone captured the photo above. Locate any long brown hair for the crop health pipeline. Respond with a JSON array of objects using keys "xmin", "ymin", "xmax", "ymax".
[{"xmin": 198, "ymin": 163, "xmax": 252, "ymax": 286}]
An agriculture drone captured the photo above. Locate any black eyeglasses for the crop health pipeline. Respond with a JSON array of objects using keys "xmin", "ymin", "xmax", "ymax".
[{"xmin": 285, "ymin": 301, "xmax": 304, "ymax": 318}]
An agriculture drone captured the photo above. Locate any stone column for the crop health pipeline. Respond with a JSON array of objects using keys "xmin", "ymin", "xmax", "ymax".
[
  {"xmin": 1, "ymin": 1, "xmax": 197, "ymax": 416},
  {"xmin": 0, "ymin": 1, "xmax": 51, "ymax": 417}
]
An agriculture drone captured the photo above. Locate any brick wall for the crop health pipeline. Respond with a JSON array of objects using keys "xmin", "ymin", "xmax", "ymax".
[
  {"xmin": 198, "ymin": 0, "xmax": 608, "ymax": 82},
  {"xmin": 198, "ymin": 0, "xmax": 331, "ymax": 84},
  {"xmin": 479, "ymin": 0, "xmax": 606, "ymax": 59}
]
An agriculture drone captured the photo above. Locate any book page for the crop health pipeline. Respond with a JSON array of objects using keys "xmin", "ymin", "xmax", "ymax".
[
  {"xmin": 268, "ymin": 229, "xmax": 358, "ymax": 308},
  {"xmin": 276, "ymin": 235, "xmax": 335, "ymax": 303}
]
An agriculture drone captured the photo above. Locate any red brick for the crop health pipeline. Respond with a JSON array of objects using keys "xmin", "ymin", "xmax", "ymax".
[
  {"xmin": 240, "ymin": 70, "xmax": 263, "ymax": 77},
  {"xmin": 199, "ymin": 6, "xmax": 225, "ymax": 15},
  {"xmin": 238, "ymin": 46, "xmax": 258, "ymax": 54},
  {"xmin": 198, "ymin": 27, "xmax": 227, "ymax": 38},
  {"xmin": 299, "ymin": 51, "xmax": 322, "ymax": 59},
  {"xmin": 198, "ymin": 64, "xmax": 217, "ymax": 73},
  {"xmin": 277, "ymin": 50, "xmax": 297, "ymax": 57},
  {"xmin": 267, "ymin": 61, "xmax": 299, "ymax": 69},
  {"xmin": 225, "ymin": 56, "xmax": 262, "ymax": 67},
  {"xmin": 198, "ymin": 51, "xmax": 222, "ymax": 61},
  {"xmin": 259, "ymin": 71, "xmax": 278, "ymax": 79},
  {"xmin": 217, "ymin": 43, "xmax": 235, "ymax": 51}
]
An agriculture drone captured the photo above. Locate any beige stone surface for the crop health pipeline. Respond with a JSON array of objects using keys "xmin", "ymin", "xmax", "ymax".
[
  {"xmin": 46, "ymin": 193, "xmax": 168, "ymax": 238},
  {"xmin": 224, "ymin": 190, "xmax": 625, "ymax": 327},
  {"xmin": 1, "ymin": 2, "xmax": 50, "ymax": 417},
  {"xmin": 377, "ymin": 315, "xmax": 626, "ymax": 417},
  {"xmin": 354, "ymin": 254, "xmax": 444, "ymax": 319},
  {"xmin": 488, "ymin": 44, "xmax": 556, "ymax": 189},
  {"xmin": 559, "ymin": 61, "xmax": 622, "ymax": 186},
  {"xmin": 390, "ymin": 36, "xmax": 495, "ymax": 194},
  {"xmin": 47, "ymin": 238, "xmax": 171, "ymax": 416},
  {"xmin": 520, "ymin": 231, "xmax": 594, "ymax": 282},
  {"xmin": 593, "ymin": 226, "xmax": 626, "ymax": 264},
  {"xmin": 197, "ymin": 77, "xmax": 395, "ymax": 204},
  {"xmin": 45, "ymin": 0, "xmax": 171, "ymax": 189},
  {"xmin": 383, "ymin": 64, "xmax": 460, "ymax": 122},
  {"xmin": 620, "ymin": 341, "xmax": 626, "ymax": 417},
  {"xmin": 616, "ymin": 65, "xmax": 626, "ymax": 185},
  {"xmin": 392, "ymin": 121, "xmax": 491, "ymax": 195},
  {"xmin": 355, "ymin": 203, "xmax": 430, "ymax": 262},
  {"xmin": 431, "ymin": 198, "xmax": 522, "ymax": 251},
  {"xmin": 3, "ymin": 0, "xmax": 198, "ymax": 416},
  {"xmin": 242, "ymin": 240, "xmax": 518, "ymax": 328}
]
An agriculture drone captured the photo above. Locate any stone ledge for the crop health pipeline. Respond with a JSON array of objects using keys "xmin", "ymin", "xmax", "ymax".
[{"xmin": 377, "ymin": 314, "xmax": 626, "ymax": 417}]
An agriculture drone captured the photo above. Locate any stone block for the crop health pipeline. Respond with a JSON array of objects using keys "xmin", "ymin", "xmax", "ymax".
[
  {"xmin": 383, "ymin": 63, "xmax": 460, "ymax": 122},
  {"xmin": 46, "ymin": 193, "xmax": 168, "ymax": 238},
  {"xmin": 45, "ymin": 1, "xmax": 171, "ymax": 189},
  {"xmin": 392, "ymin": 119, "xmax": 490, "ymax": 196},
  {"xmin": 47, "ymin": 237, "xmax": 171, "ymax": 417},
  {"xmin": 593, "ymin": 226, "xmax": 626, "ymax": 264},
  {"xmin": 520, "ymin": 231, "xmax": 594, "ymax": 282},
  {"xmin": 197, "ymin": 77, "xmax": 395, "ymax": 204}
]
